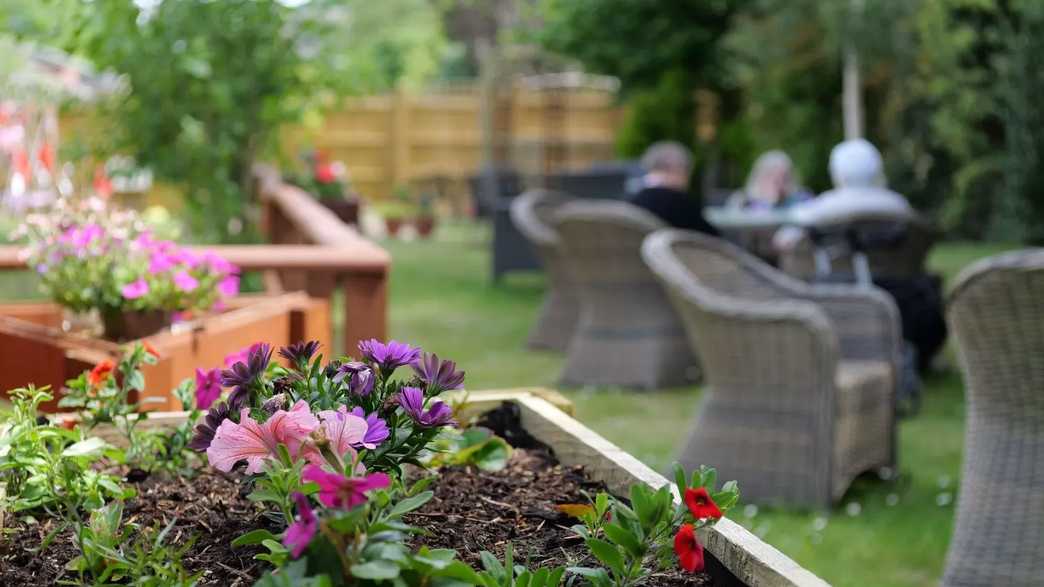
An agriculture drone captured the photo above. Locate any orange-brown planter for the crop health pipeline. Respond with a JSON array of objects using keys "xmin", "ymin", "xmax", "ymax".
[{"xmin": 0, "ymin": 292, "xmax": 329, "ymax": 412}]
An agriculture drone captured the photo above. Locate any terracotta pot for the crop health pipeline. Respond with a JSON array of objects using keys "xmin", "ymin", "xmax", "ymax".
[
  {"xmin": 100, "ymin": 308, "xmax": 172, "ymax": 342},
  {"xmin": 385, "ymin": 218, "xmax": 404, "ymax": 237},
  {"xmin": 414, "ymin": 216, "xmax": 436, "ymax": 238},
  {"xmin": 320, "ymin": 196, "xmax": 361, "ymax": 225}
]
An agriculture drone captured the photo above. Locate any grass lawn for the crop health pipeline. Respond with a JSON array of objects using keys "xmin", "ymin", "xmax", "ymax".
[{"xmin": 384, "ymin": 221, "xmax": 1018, "ymax": 587}]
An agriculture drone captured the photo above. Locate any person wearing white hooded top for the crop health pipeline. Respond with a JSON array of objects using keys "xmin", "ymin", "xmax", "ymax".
[{"xmin": 775, "ymin": 139, "xmax": 914, "ymax": 250}]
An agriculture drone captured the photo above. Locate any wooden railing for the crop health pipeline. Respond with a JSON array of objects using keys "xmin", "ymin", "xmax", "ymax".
[{"xmin": 0, "ymin": 166, "xmax": 390, "ymax": 354}]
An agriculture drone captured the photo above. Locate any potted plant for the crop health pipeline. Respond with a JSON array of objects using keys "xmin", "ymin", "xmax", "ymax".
[
  {"xmin": 16, "ymin": 197, "xmax": 239, "ymax": 341},
  {"xmin": 290, "ymin": 150, "xmax": 362, "ymax": 225},
  {"xmin": 414, "ymin": 193, "xmax": 437, "ymax": 239},
  {"xmin": 0, "ymin": 337, "xmax": 824, "ymax": 586}
]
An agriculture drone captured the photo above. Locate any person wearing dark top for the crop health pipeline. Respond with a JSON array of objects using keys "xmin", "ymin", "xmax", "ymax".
[{"xmin": 629, "ymin": 141, "xmax": 720, "ymax": 236}]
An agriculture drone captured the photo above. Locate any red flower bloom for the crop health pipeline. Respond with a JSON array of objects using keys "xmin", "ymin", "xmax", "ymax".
[
  {"xmin": 315, "ymin": 163, "xmax": 337, "ymax": 184},
  {"xmin": 684, "ymin": 487, "xmax": 723, "ymax": 520},
  {"xmin": 674, "ymin": 523, "xmax": 705, "ymax": 573},
  {"xmin": 142, "ymin": 341, "xmax": 161, "ymax": 359},
  {"xmin": 88, "ymin": 360, "xmax": 116, "ymax": 386}
]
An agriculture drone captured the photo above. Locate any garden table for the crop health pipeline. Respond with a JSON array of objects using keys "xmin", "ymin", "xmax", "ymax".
[{"xmin": 705, "ymin": 206, "xmax": 797, "ymax": 262}]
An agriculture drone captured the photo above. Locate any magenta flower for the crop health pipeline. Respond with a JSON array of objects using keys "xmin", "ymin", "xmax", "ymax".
[
  {"xmin": 202, "ymin": 250, "xmax": 236, "ymax": 274},
  {"xmin": 224, "ymin": 342, "xmax": 262, "ymax": 368},
  {"xmin": 148, "ymin": 253, "xmax": 175, "ymax": 275},
  {"xmin": 358, "ymin": 339, "xmax": 421, "ymax": 372},
  {"xmin": 412, "ymin": 352, "xmax": 465, "ymax": 392},
  {"xmin": 173, "ymin": 271, "xmax": 199, "ymax": 292},
  {"xmin": 398, "ymin": 386, "xmax": 455, "ymax": 428},
  {"xmin": 206, "ymin": 399, "xmax": 319, "ymax": 474},
  {"xmin": 194, "ymin": 367, "xmax": 222, "ymax": 410},
  {"xmin": 218, "ymin": 274, "xmax": 240, "ymax": 298},
  {"xmin": 284, "ymin": 492, "xmax": 317, "ymax": 558},
  {"xmin": 350, "ymin": 407, "xmax": 390, "ymax": 448},
  {"xmin": 121, "ymin": 278, "xmax": 149, "ymax": 299},
  {"xmin": 302, "ymin": 464, "xmax": 390, "ymax": 510}
]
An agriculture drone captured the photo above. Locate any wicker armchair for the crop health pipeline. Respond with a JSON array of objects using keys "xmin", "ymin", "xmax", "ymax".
[
  {"xmin": 942, "ymin": 249, "xmax": 1044, "ymax": 587},
  {"xmin": 642, "ymin": 230, "xmax": 901, "ymax": 506},
  {"xmin": 510, "ymin": 189, "xmax": 579, "ymax": 351},
  {"xmin": 779, "ymin": 214, "xmax": 939, "ymax": 282},
  {"xmin": 552, "ymin": 202, "xmax": 699, "ymax": 389}
]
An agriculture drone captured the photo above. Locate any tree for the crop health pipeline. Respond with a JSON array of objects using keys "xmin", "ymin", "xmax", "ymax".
[
  {"xmin": 536, "ymin": 0, "xmax": 742, "ymax": 158},
  {"xmin": 6, "ymin": 0, "xmax": 445, "ymax": 242}
]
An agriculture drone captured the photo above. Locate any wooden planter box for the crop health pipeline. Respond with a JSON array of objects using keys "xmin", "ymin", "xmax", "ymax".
[
  {"xmin": 0, "ymin": 292, "xmax": 329, "ymax": 412},
  {"xmin": 74, "ymin": 389, "xmax": 826, "ymax": 587}
]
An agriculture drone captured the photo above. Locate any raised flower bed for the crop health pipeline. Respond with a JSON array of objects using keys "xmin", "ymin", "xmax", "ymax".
[
  {"xmin": 0, "ymin": 292, "xmax": 328, "ymax": 411},
  {"xmin": 0, "ymin": 337, "xmax": 826, "ymax": 587}
]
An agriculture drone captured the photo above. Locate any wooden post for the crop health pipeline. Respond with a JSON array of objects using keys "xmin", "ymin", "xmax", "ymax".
[{"xmin": 342, "ymin": 272, "xmax": 388, "ymax": 354}]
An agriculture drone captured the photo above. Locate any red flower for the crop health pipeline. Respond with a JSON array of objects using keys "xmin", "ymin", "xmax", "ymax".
[
  {"xmin": 674, "ymin": 523, "xmax": 705, "ymax": 573},
  {"xmin": 315, "ymin": 162, "xmax": 337, "ymax": 184},
  {"xmin": 88, "ymin": 360, "xmax": 116, "ymax": 386},
  {"xmin": 142, "ymin": 341, "xmax": 161, "ymax": 359},
  {"xmin": 684, "ymin": 487, "xmax": 723, "ymax": 520}
]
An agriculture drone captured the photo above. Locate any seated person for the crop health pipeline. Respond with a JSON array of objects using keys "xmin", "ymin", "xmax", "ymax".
[
  {"xmin": 791, "ymin": 139, "xmax": 913, "ymax": 226},
  {"xmin": 629, "ymin": 141, "xmax": 719, "ymax": 236},
  {"xmin": 727, "ymin": 150, "xmax": 812, "ymax": 210}
]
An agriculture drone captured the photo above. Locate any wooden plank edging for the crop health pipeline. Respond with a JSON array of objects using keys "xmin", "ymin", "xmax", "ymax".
[{"xmin": 512, "ymin": 395, "xmax": 830, "ymax": 587}]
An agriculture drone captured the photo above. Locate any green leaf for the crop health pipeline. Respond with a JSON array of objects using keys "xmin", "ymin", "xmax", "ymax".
[
  {"xmin": 232, "ymin": 529, "xmax": 279, "ymax": 547},
  {"xmin": 389, "ymin": 490, "xmax": 434, "ymax": 517},
  {"xmin": 479, "ymin": 550, "xmax": 505, "ymax": 580},
  {"xmin": 674, "ymin": 463, "xmax": 688, "ymax": 496},
  {"xmin": 351, "ymin": 560, "xmax": 401, "ymax": 580},
  {"xmin": 584, "ymin": 538, "xmax": 625, "ymax": 576},
  {"xmin": 602, "ymin": 523, "xmax": 645, "ymax": 559},
  {"xmin": 436, "ymin": 561, "xmax": 484, "ymax": 584},
  {"xmin": 61, "ymin": 437, "xmax": 109, "ymax": 458}
]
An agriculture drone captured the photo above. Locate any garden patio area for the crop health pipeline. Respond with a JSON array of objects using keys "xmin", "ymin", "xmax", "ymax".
[{"xmin": 383, "ymin": 224, "xmax": 1015, "ymax": 587}]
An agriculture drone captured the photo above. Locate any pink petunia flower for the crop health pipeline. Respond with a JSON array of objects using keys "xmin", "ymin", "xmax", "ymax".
[
  {"xmin": 284, "ymin": 492, "xmax": 317, "ymax": 558},
  {"xmin": 121, "ymin": 278, "xmax": 150, "ymax": 299},
  {"xmin": 148, "ymin": 253, "xmax": 175, "ymax": 275},
  {"xmin": 301, "ymin": 464, "xmax": 389, "ymax": 510},
  {"xmin": 218, "ymin": 274, "xmax": 240, "ymax": 298},
  {"xmin": 206, "ymin": 400, "xmax": 319, "ymax": 474},
  {"xmin": 224, "ymin": 342, "xmax": 263, "ymax": 368},
  {"xmin": 173, "ymin": 270, "xmax": 199, "ymax": 292},
  {"xmin": 194, "ymin": 367, "xmax": 223, "ymax": 410},
  {"xmin": 317, "ymin": 406, "xmax": 372, "ymax": 456}
]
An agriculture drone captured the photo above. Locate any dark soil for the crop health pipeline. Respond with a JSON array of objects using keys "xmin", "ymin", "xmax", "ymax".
[
  {"xmin": 0, "ymin": 470, "xmax": 269, "ymax": 586},
  {"xmin": 405, "ymin": 403, "xmax": 715, "ymax": 586}
]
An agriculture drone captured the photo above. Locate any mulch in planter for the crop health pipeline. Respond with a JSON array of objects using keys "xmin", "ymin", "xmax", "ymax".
[
  {"xmin": 0, "ymin": 471, "xmax": 268, "ymax": 586},
  {"xmin": 405, "ymin": 403, "xmax": 716, "ymax": 586}
]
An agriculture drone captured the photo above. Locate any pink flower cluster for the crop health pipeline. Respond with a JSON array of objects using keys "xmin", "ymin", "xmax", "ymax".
[
  {"xmin": 204, "ymin": 400, "xmax": 388, "ymax": 475},
  {"xmin": 121, "ymin": 232, "xmax": 239, "ymax": 303}
]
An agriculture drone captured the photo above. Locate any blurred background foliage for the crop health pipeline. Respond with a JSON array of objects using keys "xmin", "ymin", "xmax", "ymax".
[
  {"xmin": 537, "ymin": 0, "xmax": 1044, "ymax": 242},
  {"xmin": 2, "ymin": 0, "xmax": 445, "ymax": 242},
  {"xmin": 3, "ymin": 0, "xmax": 1044, "ymax": 242}
]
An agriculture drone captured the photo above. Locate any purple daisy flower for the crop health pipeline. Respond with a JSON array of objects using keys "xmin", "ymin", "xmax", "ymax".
[
  {"xmin": 349, "ymin": 407, "xmax": 390, "ymax": 447},
  {"xmin": 188, "ymin": 400, "xmax": 233, "ymax": 451},
  {"xmin": 398, "ymin": 386, "xmax": 455, "ymax": 428},
  {"xmin": 358, "ymin": 339, "xmax": 421, "ymax": 372},
  {"xmin": 334, "ymin": 361, "xmax": 375, "ymax": 397},
  {"xmin": 278, "ymin": 340, "xmax": 321, "ymax": 367},
  {"xmin": 412, "ymin": 352, "xmax": 465, "ymax": 392}
]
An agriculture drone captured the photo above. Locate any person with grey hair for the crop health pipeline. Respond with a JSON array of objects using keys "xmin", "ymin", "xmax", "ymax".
[
  {"xmin": 628, "ymin": 141, "xmax": 719, "ymax": 235},
  {"xmin": 727, "ymin": 150, "xmax": 812, "ymax": 210}
]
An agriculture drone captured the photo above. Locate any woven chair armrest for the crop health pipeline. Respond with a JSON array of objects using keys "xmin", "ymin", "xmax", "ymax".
[{"xmin": 797, "ymin": 284, "xmax": 902, "ymax": 367}]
